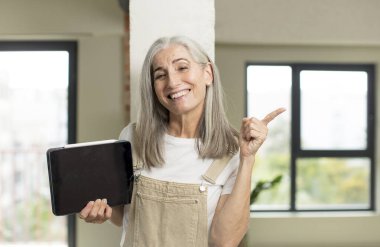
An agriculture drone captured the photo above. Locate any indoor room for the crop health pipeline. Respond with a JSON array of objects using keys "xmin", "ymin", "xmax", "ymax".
[{"xmin": 0, "ymin": 0, "xmax": 379, "ymax": 246}]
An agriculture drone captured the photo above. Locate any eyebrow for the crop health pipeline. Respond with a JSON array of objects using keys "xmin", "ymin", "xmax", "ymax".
[
  {"xmin": 172, "ymin": 58, "xmax": 190, "ymax": 64},
  {"xmin": 153, "ymin": 58, "xmax": 190, "ymax": 73}
]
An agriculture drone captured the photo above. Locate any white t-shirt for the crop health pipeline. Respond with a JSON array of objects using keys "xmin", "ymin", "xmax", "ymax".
[{"xmin": 118, "ymin": 124, "xmax": 240, "ymax": 243}]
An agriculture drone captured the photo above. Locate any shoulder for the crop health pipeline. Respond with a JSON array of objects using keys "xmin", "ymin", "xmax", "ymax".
[{"xmin": 118, "ymin": 123, "xmax": 136, "ymax": 141}]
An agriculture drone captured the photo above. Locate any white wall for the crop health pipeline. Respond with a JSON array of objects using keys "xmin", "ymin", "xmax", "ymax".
[
  {"xmin": 129, "ymin": 0, "xmax": 215, "ymax": 121},
  {"xmin": 216, "ymin": 43, "xmax": 380, "ymax": 247},
  {"xmin": 0, "ymin": 1, "xmax": 126, "ymax": 246}
]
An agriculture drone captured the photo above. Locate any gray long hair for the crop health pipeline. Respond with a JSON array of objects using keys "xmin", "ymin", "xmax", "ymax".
[{"xmin": 135, "ymin": 36, "xmax": 239, "ymax": 168}]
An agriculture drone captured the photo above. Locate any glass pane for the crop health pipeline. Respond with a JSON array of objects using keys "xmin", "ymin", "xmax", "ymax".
[
  {"xmin": 0, "ymin": 51, "xmax": 68, "ymax": 246},
  {"xmin": 297, "ymin": 158, "xmax": 370, "ymax": 210},
  {"xmin": 300, "ymin": 70, "xmax": 368, "ymax": 150},
  {"xmin": 247, "ymin": 65, "xmax": 291, "ymax": 210}
]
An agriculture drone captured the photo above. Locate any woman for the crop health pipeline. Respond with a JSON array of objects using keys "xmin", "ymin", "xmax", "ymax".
[{"xmin": 79, "ymin": 36, "xmax": 285, "ymax": 247}]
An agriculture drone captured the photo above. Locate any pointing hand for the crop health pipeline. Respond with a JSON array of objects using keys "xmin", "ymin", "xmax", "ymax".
[{"xmin": 239, "ymin": 108, "xmax": 286, "ymax": 158}]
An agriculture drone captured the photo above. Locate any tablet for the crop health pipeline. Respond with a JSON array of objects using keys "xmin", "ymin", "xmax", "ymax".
[{"xmin": 46, "ymin": 140, "xmax": 133, "ymax": 216}]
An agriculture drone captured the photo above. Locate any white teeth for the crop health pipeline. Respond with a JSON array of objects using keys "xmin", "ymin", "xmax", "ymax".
[{"xmin": 170, "ymin": 90, "xmax": 189, "ymax": 99}]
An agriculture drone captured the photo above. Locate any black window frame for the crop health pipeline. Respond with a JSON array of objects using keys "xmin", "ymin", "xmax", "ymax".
[
  {"xmin": 0, "ymin": 41, "xmax": 77, "ymax": 246},
  {"xmin": 245, "ymin": 62, "xmax": 376, "ymax": 212}
]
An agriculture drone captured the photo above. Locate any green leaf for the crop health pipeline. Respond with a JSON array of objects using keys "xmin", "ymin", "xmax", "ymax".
[{"xmin": 250, "ymin": 174, "xmax": 283, "ymax": 205}]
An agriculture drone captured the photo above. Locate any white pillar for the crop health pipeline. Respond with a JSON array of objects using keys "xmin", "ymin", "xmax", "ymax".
[{"xmin": 129, "ymin": 0, "xmax": 215, "ymax": 121}]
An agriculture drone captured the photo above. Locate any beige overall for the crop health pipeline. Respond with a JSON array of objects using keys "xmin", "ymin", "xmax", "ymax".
[{"xmin": 123, "ymin": 153, "xmax": 232, "ymax": 247}]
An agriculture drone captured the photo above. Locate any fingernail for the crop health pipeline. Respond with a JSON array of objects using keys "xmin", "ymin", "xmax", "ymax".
[
  {"xmin": 102, "ymin": 198, "xmax": 107, "ymax": 204},
  {"xmin": 89, "ymin": 201, "xmax": 94, "ymax": 205}
]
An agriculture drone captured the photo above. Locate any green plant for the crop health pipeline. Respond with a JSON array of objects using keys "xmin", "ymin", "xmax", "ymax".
[{"xmin": 250, "ymin": 174, "xmax": 283, "ymax": 205}]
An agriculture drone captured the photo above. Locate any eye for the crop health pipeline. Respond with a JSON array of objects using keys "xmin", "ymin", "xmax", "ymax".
[
  {"xmin": 177, "ymin": 65, "xmax": 189, "ymax": 71},
  {"xmin": 154, "ymin": 73, "xmax": 166, "ymax": 80}
]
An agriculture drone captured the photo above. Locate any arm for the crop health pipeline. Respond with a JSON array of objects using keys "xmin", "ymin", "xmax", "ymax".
[
  {"xmin": 110, "ymin": 205, "xmax": 124, "ymax": 226},
  {"xmin": 209, "ymin": 108, "xmax": 285, "ymax": 247},
  {"xmin": 209, "ymin": 157, "xmax": 254, "ymax": 247}
]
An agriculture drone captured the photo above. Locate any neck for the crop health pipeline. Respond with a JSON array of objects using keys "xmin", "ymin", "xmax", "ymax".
[{"xmin": 167, "ymin": 112, "xmax": 203, "ymax": 138}]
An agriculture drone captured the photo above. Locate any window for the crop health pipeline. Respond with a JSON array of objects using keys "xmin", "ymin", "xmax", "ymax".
[
  {"xmin": 0, "ymin": 42, "xmax": 77, "ymax": 246},
  {"xmin": 247, "ymin": 63, "xmax": 375, "ymax": 211}
]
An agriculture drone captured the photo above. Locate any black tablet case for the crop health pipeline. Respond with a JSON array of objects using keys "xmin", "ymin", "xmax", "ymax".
[{"xmin": 46, "ymin": 140, "xmax": 134, "ymax": 216}]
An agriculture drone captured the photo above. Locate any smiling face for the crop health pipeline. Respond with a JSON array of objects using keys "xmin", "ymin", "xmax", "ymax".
[{"xmin": 152, "ymin": 44, "xmax": 213, "ymax": 121}]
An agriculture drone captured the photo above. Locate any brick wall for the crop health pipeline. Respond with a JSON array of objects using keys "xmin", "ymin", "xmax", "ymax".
[{"xmin": 123, "ymin": 14, "xmax": 130, "ymax": 124}]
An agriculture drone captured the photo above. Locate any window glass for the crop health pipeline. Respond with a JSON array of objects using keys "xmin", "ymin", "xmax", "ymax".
[
  {"xmin": 296, "ymin": 157, "xmax": 370, "ymax": 210},
  {"xmin": 300, "ymin": 70, "xmax": 368, "ymax": 150},
  {"xmin": 247, "ymin": 65, "xmax": 291, "ymax": 209},
  {"xmin": 0, "ymin": 51, "xmax": 68, "ymax": 246},
  {"xmin": 246, "ymin": 63, "xmax": 373, "ymax": 212}
]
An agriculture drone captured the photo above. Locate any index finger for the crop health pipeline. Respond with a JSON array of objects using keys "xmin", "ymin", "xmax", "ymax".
[
  {"xmin": 262, "ymin": 107, "xmax": 286, "ymax": 125},
  {"xmin": 79, "ymin": 201, "xmax": 94, "ymax": 219}
]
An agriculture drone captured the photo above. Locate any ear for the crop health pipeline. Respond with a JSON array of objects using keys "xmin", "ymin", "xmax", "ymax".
[{"xmin": 203, "ymin": 62, "xmax": 214, "ymax": 86}]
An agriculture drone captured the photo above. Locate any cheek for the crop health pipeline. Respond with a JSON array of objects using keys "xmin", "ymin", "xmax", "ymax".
[
  {"xmin": 153, "ymin": 83, "xmax": 167, "ymax": 102},
  {"xmin": 200, "ymin": 86, "xmax": 208, "ymax": 99},
  {"xmin": 153, "ymin": 82, "xmax": 162, "ymax": 95},
  {"xmin": 186, "ymin": 73, "xmax": 199, "ymax": 84}
]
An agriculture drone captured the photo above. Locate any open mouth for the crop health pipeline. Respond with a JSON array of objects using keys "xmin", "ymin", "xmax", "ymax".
[{"xmin": 168, "ymin": 89, "xmax": 191, "ymax": 100}]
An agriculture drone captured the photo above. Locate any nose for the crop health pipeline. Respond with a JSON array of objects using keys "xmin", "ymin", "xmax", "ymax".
[{"xmin": 167, "ymin": 70, "xmax": 181, "ymax": 88}]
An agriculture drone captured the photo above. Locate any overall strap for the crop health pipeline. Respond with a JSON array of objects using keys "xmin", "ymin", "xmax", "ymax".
[
  {"xmin": 132, "ymin": 147, "xmax": 144, "ymax": 170},
  {"xmin": 131, "ymin": 123, "xmax": 144, "ymax": 171},
  {"xmin": 202, "ymin": 155, "xmax": 233, "ymax": 184}
]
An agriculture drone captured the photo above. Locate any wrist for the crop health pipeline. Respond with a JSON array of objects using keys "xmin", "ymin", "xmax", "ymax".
[{"xmin": 240, "ymin": 155, "xmax": 255, "ymax": 167}]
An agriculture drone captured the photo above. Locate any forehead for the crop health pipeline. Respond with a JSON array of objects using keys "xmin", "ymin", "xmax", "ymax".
[{"xmin": 152, "ymin": 44, "xmax": 194, "ymax": 69}]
